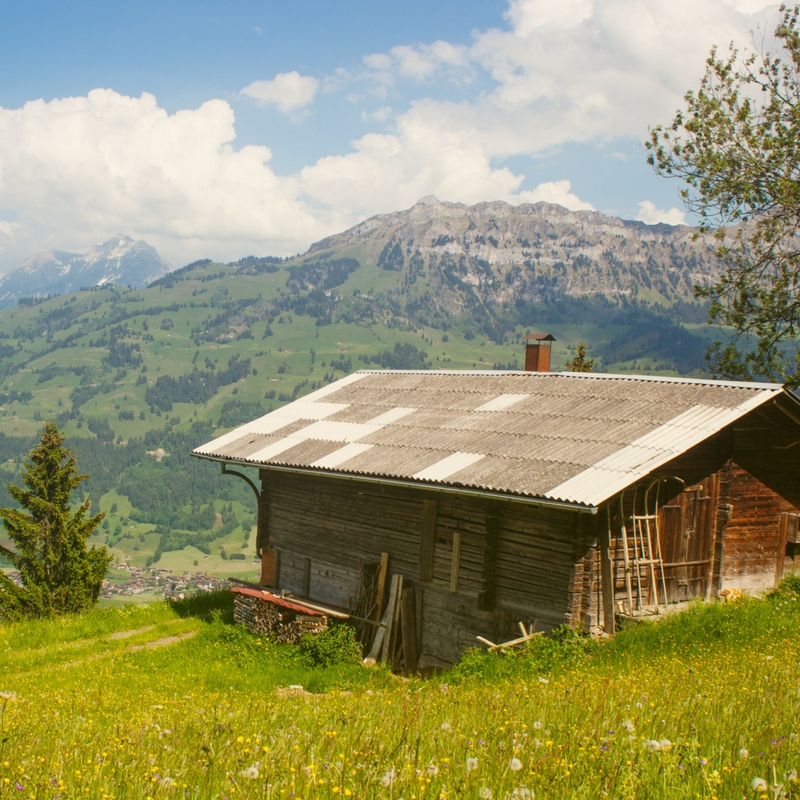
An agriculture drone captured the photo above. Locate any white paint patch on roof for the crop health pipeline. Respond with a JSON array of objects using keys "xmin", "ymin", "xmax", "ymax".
[
  {"xmin": 297, "ymin": 371, "xmax": 366, "ymax": 402},
  {"xmin": 247, "ymin": 437, "xmax": 306, "ymax": 463},
  {"xmin": 193, "ymin": 400, "xmax": 349, "ymax": 455},
  {"xmin": 294, "ymin": 419, "xmax": 383, "ymax": 442},
  {"xmin": 367, "ymin": 407, "xmax": 417, "ymax": 425},
  {"xmin": 267, "ymin": 401, "xmax": 350, "ymax": 422},
  {"xmin": 545, "ymin": 394, "xmax": 775, "ymax": 505},
  {"xmin": 413, "ymin": 451, "xmax": 485, "ymax": 482},
  {"xmin": 475, "ymin": 394, "xmax": 530, "ymax": 412},
  {"xmin": 311, "ymin": 442, "xmax": 374, "ymax": 469}
]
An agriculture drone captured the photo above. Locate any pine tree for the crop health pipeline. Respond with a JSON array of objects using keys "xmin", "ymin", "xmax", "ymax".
[
  {"xmin": 565, "ymin": 342, "xmax": 595, "ymax": 373},
  {"xmin": 0, "ymin": 421, "xmax": 111, "ymax": 619}
]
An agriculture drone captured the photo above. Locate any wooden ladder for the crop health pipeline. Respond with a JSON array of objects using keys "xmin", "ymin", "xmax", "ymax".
[{"xmin": 619, "ymin": 480, "xmax": 668, "ymax": 614}]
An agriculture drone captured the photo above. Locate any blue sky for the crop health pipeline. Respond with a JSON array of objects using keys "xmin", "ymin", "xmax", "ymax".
[{"xmin": 0, "ymin": 0, "xmax": 779, "ymax": 272}]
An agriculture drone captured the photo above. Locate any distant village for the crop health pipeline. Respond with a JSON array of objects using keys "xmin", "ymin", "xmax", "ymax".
[{"xmin": 5, "ymin": 565, "xmax": 236, "ymax": 601}]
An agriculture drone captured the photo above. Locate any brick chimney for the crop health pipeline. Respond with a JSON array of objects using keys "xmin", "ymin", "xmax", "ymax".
[{"xmin": 523, "ymin": 333, "xmax": 556, "ymax": 372}]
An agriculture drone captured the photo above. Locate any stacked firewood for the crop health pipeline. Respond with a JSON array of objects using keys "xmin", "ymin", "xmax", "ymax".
[{"xmin": 234, "ymin": 595, "xmax": 328, "ymax": 643}]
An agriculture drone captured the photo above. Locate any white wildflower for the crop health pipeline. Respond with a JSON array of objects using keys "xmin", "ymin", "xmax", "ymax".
[
  {"xmin": 440, "ymin": 721, "xmax": 452, "ymax": 732},
  {"xmin": 380, "ymin": 769, "xmax": 395, "ymax": 787},
  {"xmin": 241, "ymin": 765, "xmax": 260, "ymax": 779},
  {"xmin": 787, "ymin": 769, "xmax": 798, "ymax": 781},
  {"xmin": 511, "ymin": 789, "xmax": 535, "ymax": 800},
  {"xmin": 644, "ymin": 739, "xmax": 661, "ymax": 751},
  {"xmin": 532, "ymin": 721, "xmax": 543, "ymax": 730},
  {"xmin": 739, "ymin": 748, "xmax": 749, "ymax": 760},
  {"xmin": 635, "ymin": 701, "xmax": 643, "ymax": 709},
  {"xmin": 509, "ymin": 757, "xmax": 523, "ymax": 772},
  {"xmin": 466, "ymin": 757, "xmax": 478, "ymax": 773},
  {"xmin": 480, "ymin": 788, "xmax": 493, "ymax": 799},
  {"xmin": 659, "ymin": 739, "xmax": 672, "ymax": 750},
  {"xmin": 623, "ymin": 720, "xmax": 635, "ymax": 733},
  {"xmin": 751, "ymin": 777, "xmax": 768, "ymax": 791}
]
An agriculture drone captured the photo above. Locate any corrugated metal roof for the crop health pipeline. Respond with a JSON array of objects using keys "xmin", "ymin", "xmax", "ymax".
[{"xmin": 193, "ymin": 370, "xmax": 788, "ymax": 508}]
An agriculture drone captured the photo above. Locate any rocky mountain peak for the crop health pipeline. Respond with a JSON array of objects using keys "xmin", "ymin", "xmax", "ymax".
[{"xmin": 0, "ymin": 235, "xmax": 173, "ymax": 307}]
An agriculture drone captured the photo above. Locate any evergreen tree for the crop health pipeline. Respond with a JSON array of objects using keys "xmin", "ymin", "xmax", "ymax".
[
  {"xmin": 565, "ymin": 342, "xmax": 595, "ymax": 372},
  {"xmin": 0, "ymin": 421, "xmax": 111, "ymax": 619}
]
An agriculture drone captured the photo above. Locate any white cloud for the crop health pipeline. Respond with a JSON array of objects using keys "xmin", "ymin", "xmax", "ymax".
[
  {"xmin": 240, "ymin": 71, "xmax": 319, "ymax": 115},
  {"xmin": 518, "ymin": 181, "xmax": 595, "ymax": 211},
  {"xmin": 636, "ymin": 200, "xmax": 687, "ymax": 226},
  {"xmin": 504, "ymin": 0, "xmax": 594, "ymax": 35},
  {"xmin": 391, "ymin": 41, "xmax": 472, "ymax": 82},
  {"xmin": 0, "ymin": 90, "xmax": 332, "ymax": 268},
  {"xmin": 361, "ymin": 106, "xmax": 393, "ymax": 122},
  {"xmin": 719, "ymin": 0, "xmax": 774, "ymax": 13}
]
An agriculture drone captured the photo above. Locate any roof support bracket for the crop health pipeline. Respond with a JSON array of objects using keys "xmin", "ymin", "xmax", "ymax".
[{"xmin": 221, "ymin": 463, "xmax": 260, "ymax": 501}]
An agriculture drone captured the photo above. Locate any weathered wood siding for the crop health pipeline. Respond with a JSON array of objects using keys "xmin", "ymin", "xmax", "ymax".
[
  {"xmin": 261, "ymin": 470, "xmax": 594, "ymax": 663},
  {"xmin": 718, "ymin": 462, "xmax": 799, "ymax": 592}
]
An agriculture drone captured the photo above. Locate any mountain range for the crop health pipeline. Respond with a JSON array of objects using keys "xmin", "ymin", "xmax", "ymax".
[
  {"xmin": 0, "ymin": 235, "xmax": 173, "ymax": 308},
  {"xmin": 307, "ymin": 196, "xmax": 718, "ymax": 308}
]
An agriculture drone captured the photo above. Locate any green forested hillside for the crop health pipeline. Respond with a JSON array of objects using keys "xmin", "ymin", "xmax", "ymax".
[{"xmin": 0, "ymin": 245, "xmax": 718, "ymax": 578}]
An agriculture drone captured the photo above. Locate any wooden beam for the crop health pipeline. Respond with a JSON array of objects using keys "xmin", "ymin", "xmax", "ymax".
[
  {"xmin": 381, "ymin": 574, "xmax": 403, "ymax": 664},
  {"xmin": 419, "ymin": 499, "xmax": 437, "ymax": 581},
  {"xmin": 600, "ymin": 507, "xmax": 616, "ymax": 635},
  {"xmin": 373, "ymin": 552, "xmax": 389, "ymax": 625},
  {"xmin": 776, "ymin": 512, "xmax": 791, "ymax": 586},
  {"xmin": 256, "ymin": 473, "xmax": 270, "ymax": 551},
  {"xmin": 400, "ymin": 586, "xmax": 418, "ymax": 672},
  {"xmin": 260, "ymin": 549, "xmax": 276, "ymax": 587},
  {"xmin": 450, "ymin": 532, "xmax": 462, "ymax": 593}
]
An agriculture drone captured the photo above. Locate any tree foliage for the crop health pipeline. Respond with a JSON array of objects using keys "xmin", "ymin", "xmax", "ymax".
[
  {"xmin": 647, "ymin": 5, "xmax": 800, "ymax": 383},
  {"xmin": 565, "ymin": 341, "xmax": 595, "ymax": 373},
  {"xmin": 0, "ymin": 421, "xmax": 111, "ymax": 619}
]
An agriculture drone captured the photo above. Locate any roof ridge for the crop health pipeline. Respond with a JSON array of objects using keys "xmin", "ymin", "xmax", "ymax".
[{"xmin": 353, "ymin": 369, "xmax": 782, "ymax": 391}]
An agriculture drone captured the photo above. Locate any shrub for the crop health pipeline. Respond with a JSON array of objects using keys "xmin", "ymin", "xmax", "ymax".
[{"xmin": 299, "ymin": 623, "xmax": 362, "ymax": 667}]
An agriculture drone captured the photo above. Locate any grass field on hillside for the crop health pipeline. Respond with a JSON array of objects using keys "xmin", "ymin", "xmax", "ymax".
[{"xmin": 1, "ymin": 584, "xmax": 800, "ymax": 799}]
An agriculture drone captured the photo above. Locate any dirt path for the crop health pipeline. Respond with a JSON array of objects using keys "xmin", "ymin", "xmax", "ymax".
[{"xmin": 129, "ymin": 631, "xmax": 196, "ymax": 651}]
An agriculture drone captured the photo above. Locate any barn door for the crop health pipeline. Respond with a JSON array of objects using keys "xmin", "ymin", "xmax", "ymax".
[{"xmin": 658, "ymin": 478, "xmax": 716, "ymax": 603}]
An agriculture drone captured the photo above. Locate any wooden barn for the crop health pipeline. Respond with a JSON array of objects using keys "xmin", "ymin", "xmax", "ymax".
[{"xmin": 193, "ymin": 354, "xmax": 800, "ymax": 666}]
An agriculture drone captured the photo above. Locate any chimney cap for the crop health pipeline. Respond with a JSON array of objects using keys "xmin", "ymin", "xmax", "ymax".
[{"xmin": 523, "ymin": 333, "xmax": 556, "ymax": 342}]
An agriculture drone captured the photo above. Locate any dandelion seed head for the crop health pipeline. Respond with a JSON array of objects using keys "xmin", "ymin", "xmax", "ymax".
[
  {"xmin": 644, "ymin": 739, "xmax": 661, "ymax": 752},
  {"xmin": 466, "ymin": 757, "xmax": 478, "ymax": 772},
  {"xmin": 751, "ymin": 777, "xmax": 768, "ymax": 791},
  {"xmin": 739, "ymin": 748, "xmax": 749, "ymax": 759},
  {"xmin": 480, "ymin": 788, "xmax": 492, "ymax": 799},
  {"xmin": 509, "ymin": 757, "xmax": 523, "ymax": 771},
  {"xmin": 380, "ymin": 769, "xmax": 395, "ymax": 787}
]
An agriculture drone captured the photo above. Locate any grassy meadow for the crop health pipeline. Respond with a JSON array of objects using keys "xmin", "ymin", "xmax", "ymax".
[{"xmin": 1, "ymin": 583, "xmax": 799, "ymax": 799}]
